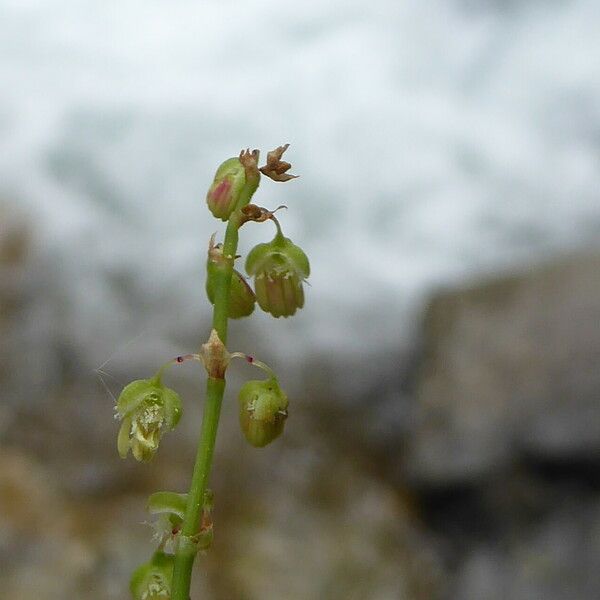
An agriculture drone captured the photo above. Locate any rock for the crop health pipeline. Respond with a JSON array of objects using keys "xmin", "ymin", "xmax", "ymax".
[
  {"xmin": 0, "ymin": 425, "xmax": 444, "ymax": 600},
  {"xmin": 0, "ymin": 450, "xmax": 95, "ymax": 599},
  {"xmin": 4, "ymin": 202, "xmax": 598, "ymax": 598},
  {"xmin": 208, "ymin": 413, "xmax": 444, "ymax": 600},
  {"xmin": 0, "ymin": 448, "xmax": 209, "ymax": 599},
  {"xmin": 405, "ymin": 254, "xmax": 600, "ymax": 486},
  {"xmin": 453, "ymin": 493, "xmax": 600, "ymax": 600},
  {"xmin": 0, "ymin": 203, "xmax": 64, "ymax": 441}
]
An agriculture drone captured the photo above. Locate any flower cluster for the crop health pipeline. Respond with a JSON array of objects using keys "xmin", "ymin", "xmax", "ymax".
[
  {"xmin": 205, "ymin": 145, "xmax": 309, "ymax": 320},
  {"xmin": 116, "ymin": 145, "xmax": 308, "ymax": 599}
]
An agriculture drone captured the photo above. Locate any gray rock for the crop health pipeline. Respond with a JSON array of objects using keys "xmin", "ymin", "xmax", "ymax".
[
  {"xmin": 405, "ymin": 255, "xmax": 600, "ymax": 485},
  {"xmin": 453, "ymin": 495, "xmax": 600, "ymax": 600},
  {"xmin": 209, "ymin": 414, "xmax": 445, "ymax": 600}
]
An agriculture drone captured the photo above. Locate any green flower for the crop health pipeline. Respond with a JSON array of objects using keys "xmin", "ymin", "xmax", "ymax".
[
  {"xmin": 245, "ymin": 233, "xmax": 309, "ymax": 318},
  {"xmin": 147, "ymin": 490, "xmax": 214, "ymax": 553},
  {"xmin": 147, "ymin": 491, "xmax": 187, "ymax": 548},
  {"xmin": 116, "ymin": 375, "xmax": 182, "ymax": 462},
  {"xmin": 238, "ymin": 377, "xmax": 288, "ymax": 447},
  {"xmin": 130, "ymin": 552, "xmax": 173, "ymax": 600}
]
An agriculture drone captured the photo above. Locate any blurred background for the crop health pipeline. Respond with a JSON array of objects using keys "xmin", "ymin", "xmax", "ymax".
[{"xmin": 1, "ymin": 1, "xmax": 600, "ymax": 598}]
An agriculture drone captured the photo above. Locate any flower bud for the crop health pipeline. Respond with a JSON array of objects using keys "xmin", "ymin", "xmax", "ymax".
[
  {"xmin": 206, "ymin": 241, "xmax": 255, "ymax": 319},
  {"xmin": 227, "ymin": 270, "xmax": 256, "ymax": 318},
  {"xmin": 206, "ymin": 157, "xmax": 246, "ymax": 220},
  {"xmin": 116, "ymin": 376, "xmax": 182, "ymax": 462},
  {"xmin": 238, "ymin": 377, "xmax": 288, "ymax": 447},
  {"xmin": 245, "ymin": 234, "xmax": 309, "ymax": 318},
  {"xmin": 130, "ymin": 552, "xmax": 173, "ymax": 600}
]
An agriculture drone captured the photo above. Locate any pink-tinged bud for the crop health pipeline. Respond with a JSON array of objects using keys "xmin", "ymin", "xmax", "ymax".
[
  {"xmin": 206, "ymin": 157, "xmax": 246, "ymax": 220},
  {"xmin": 245, "ymin": 233, "xmax": 310, "ymax": 318}
]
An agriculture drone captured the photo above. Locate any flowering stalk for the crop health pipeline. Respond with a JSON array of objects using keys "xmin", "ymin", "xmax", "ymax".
[
  {"xmin": 170, "ymin": 154, "xmax": 260, "ymax": 599},
  {"xmin": 116, "ymin": 145, "xmax": 308, "ymax": 600}
]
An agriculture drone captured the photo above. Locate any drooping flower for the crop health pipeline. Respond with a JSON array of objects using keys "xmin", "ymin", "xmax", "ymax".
[
  {"xmin": 130, "ymin": 552, "xmax": 174, "ymax": 600},
  {"xmin": 238, "ymin": 377, "xmax": 288, "ymax": 447},
  {"xmin": 245, "ymin": 231, "xmax": 309, "ymax": 318},
  {"xmin": 116, "ymin": 375, "xmax": 182, "ymax": 462}
]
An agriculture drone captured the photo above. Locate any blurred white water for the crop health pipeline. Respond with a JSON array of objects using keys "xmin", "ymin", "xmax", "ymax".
[{"xmin": 1, "ymin": 0, "xmax": 599, "ymax": 392}]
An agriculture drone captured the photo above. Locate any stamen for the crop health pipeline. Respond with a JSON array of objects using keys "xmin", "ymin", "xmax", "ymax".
[{"xmin": 229, "ymin": 351, "xmax": 278, "ymax": 379}]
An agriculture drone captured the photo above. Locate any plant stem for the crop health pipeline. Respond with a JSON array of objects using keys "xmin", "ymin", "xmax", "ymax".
[
  {"xmin": 171, "ymin": 170, "xmax": 259, "ymax": 600},
  {"xmin": 211, "ymin": 215, "xmax": 240, "ymax": 342},
  {"xmin": 171, "ymin": 376, "xmax": 224, "ymax": 599}
]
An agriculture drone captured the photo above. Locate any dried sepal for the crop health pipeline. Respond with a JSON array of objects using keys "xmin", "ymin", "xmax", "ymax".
[
  {"xmin": 239, "ymin": 148, "xmax": 260, "ymax": 179},
  {"xmin": 240, "ymin": 203, "xmax": 287, "ymax": 225},
  {"xmin": 259, "ymin": 143, "xmax": 298, "ymax": 182}
]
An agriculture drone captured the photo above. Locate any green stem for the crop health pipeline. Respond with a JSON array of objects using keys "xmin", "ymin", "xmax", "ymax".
[
  {"xmin": 171, "ymin": 169, "xmax": 259, "ymax": 600},
  {"xmin": 171, "ymin": 377, "xmax": 224, "ymax": 598},
  {"xmin": 211, "ymin": 214, "xmax": 240, "ymax": 342},
  {"xmin": 271, "ymin": 215, "xmax": 285, "ymax": 244}
]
